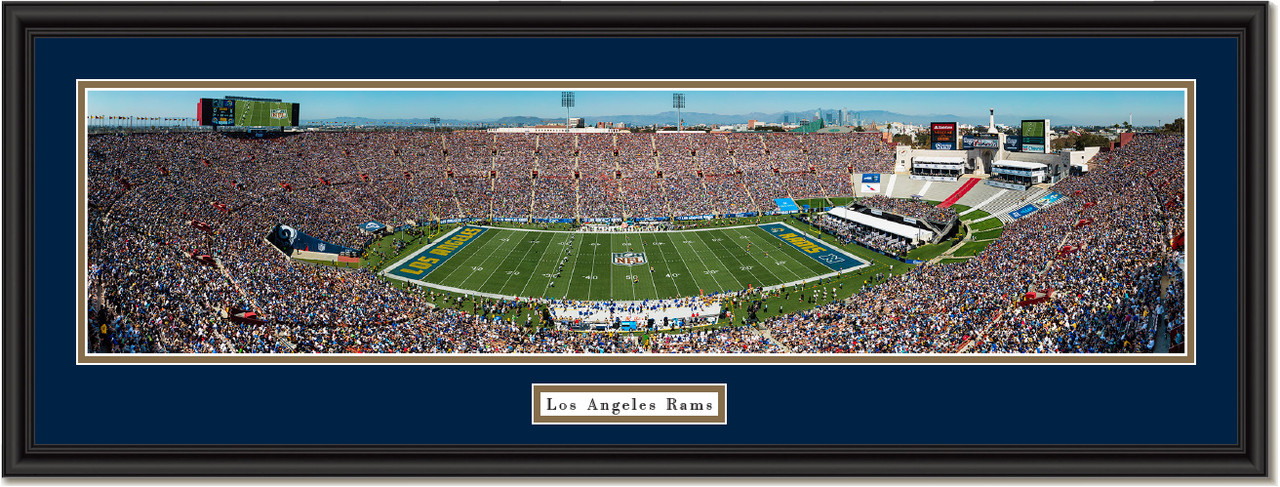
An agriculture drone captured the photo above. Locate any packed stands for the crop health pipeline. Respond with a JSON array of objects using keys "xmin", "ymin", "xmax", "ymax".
[{"xmin": 87, "ymin": 130, "xmax": 1183, "ymax": 354}]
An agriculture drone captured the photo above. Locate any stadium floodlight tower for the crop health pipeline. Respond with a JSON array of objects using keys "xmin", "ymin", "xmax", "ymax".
[
  {"xmin": 429, "ymin": 117, "xmax": 441, "ymax": 132},
  {"xmin": 673, "ymin": 93, "xmax": 686, "ymax": 131},
  {"xmin": 561, "ymin": 91, "xmax": 575, "ymax": 133}
]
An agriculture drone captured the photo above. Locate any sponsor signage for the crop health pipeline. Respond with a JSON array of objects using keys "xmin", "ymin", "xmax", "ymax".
[
  {"xmin": 913, "ymin": 162, "xmax": 963, "ymax": 170},
  {"xmin": 861, "ymin": 182, "xmax": 881, "ymax": 193},
  {"xmin": 1036, "ymin": 192, "xmax": 1065, "ymax": 207},
  {"xmin": 985, "ymin": 180, "xmax": 1030, "ymax": 191},
  {"xmin": 963, "ymin": 136, "xmax": 1000, "ymax": 149},
  {"xmin": 773, "ymin": 198, "xmax": 801, "ymax": 213},
  {"xmin": 861, "ymin": 173, "xmax": 881, "ymax": 183},
  {"xmin": 910, "ymin": 175, "xmax": 959, "ymax": 182},
  {"xmin": 930, "ymin": 122, "xmax": 957, "ymax": 150},
  {"xmin": 676, "ymin": 215, "xmax": 714, "ymax": 221},
  {"xmin": 993, "ymin": 167, "xmax": 1040, "ymax": 177},
  {"xmin": 1008, "ymin": 204, "xmax": 1038, "ymax": 219}
]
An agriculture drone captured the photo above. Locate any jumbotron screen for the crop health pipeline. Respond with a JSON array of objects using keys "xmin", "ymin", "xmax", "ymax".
[
  {"xmin": 1020, "ymin": 119, "xmax": 1048, "ymax": 152},
  {"xmin": 930, "ymin": 122, "xmax": 956, "ymax": 150},
  {"xmin": 197, "ymin": 98, "xmax": 300, "ymax": 127}
]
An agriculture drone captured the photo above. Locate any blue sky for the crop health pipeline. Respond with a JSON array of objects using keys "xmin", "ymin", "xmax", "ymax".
[{"xmin": 86, "ymin": 89, "xmax": 1185, "ymax": 125}]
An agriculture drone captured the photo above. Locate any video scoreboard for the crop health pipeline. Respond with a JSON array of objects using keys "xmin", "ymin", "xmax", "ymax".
[
  {"xmin": 930, "ymin": 122, "xmax": 957, "ymax": 150},
  {"xmin": 1020, "ymin": 119, "xmax": 1049, "ymax": 153},
  {"xmin": 198, "ymin": 98, "xmax": 300, "ymax": 127}
]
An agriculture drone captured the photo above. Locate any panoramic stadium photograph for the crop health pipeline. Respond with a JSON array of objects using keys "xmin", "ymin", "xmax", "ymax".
[{"xmin": 83, "ymin": 85, "xmax": 1189, "ymax": 356}]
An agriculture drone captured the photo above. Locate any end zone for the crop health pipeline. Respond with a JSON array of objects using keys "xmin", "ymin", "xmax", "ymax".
[
  {"xmin": 758, "ymin": 222, "xmax": 868, "ymax": 272},
  {"xmin": 381, "ymin": 225, "xmax": 487, "ymax": 281}
]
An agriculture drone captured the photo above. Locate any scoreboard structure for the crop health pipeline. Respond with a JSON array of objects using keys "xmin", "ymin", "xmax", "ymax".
[
  {"xmin": 197, "ymin": 97, "xmax": 300, "ymax": 127},
  {"xmin": 1019, "ymin": 119, "xmax": 1050, "ymax": 153},
  {"xmin": 930, "ymin": 122, "xmax": 957, "ymax": 150}
]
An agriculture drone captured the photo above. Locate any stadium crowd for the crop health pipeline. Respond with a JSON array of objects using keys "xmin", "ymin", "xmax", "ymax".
[
  {"xmin": 764, "ymin": 134, "xmax": 1186, "ymax": 353},
  {"xmin": 87, "ymin": 129, "xmax": 1183, "ymax": 354},
  {"xmin": 858, "ymin": 195, "xmax": 958, "ymax": 223}
]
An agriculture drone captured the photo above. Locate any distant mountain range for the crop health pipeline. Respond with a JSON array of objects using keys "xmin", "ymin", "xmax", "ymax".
[{"xmin": 303, "ymin": 109, "xmax": 1080, "ymax": 127}]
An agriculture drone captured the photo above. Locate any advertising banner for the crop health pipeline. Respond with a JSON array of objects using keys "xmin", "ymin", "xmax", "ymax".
[
  {"xmin": 266, "ymin": 224, "xmax": 359, "ymax": 256},
  {"xmin": 773, "ymin": 198, "xmax": 801, "ymax": 213},
  {"xmin": 861, "ymin": 173, "xmax": 881, "ymax": 183},
  {"xmin": 358, "ymin": 221, "xmax": 386, "ymax": 232},
  {"xmin": 1004, "ymin": 136, "xmax": 1021, "ymax": 152},
  {"xmin": 1008, "ymin": 204, "xmax": 1039, "ymax": 219},
  {"xmin": 963, "ymin": 136, "xmax": 1000, "ymax": 149},
  {"xmin": 1036, "ymin": 192, "xmax": 1065, "ymax": 206}
]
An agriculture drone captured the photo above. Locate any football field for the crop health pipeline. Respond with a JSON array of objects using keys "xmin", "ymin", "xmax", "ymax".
[{"xmin": 381, "ymin": 223, "xmax": 868, "ymax": 301}]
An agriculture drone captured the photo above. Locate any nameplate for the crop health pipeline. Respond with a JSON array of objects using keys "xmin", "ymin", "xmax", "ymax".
[{"xmin": 532, "ymin": 384, "xmax": 727, "ymax": 424}]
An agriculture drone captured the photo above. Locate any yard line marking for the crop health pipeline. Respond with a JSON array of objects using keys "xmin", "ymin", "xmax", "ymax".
[
  {"xmin": 648, "ymin": 232, "xmax": 691, "ymax": 296},
  {"xmin": 464, "ymin": 230, "xmax": 536, "ymax": 291},
  {"xmin": 695, "ymin": 226, "xmax": 774, "ymax": 291},
  {"xmin": 518, "ymin": 232, "xmax": 572, "ymax": 298},
  {"xmin": 631, "ymin": 233, "xmax": 663, "ymax": 299},
  {"xmin": 668, "ymin": 230, "xmax": 728, "ymax": 293},
  {"xmin": 491, "ymin": 231, "xmax": 554, "ymax": 293},
  {"xmin": 727, "ymin": 227, "xmax": 801, "ymax": 283},
  {"xmin": 691, "ymin": 230, "xmax": 746, "ymax": 292},
  {"xmin": 545, "ymin": 232, "xmax": 586, "ymax": 299},
  {"xmin": 584, "ymin": 232, "xmax": 601, "ymax": 300}
]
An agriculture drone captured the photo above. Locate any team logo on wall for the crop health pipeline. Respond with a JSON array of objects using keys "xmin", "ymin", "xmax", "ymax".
[
  {"xmin": 612, "ymin": 252, "xmax": 647, "ymax": 266},
  {"xmin": 270, "ymin": 109, "xmax": 287, "ymax": 119}
]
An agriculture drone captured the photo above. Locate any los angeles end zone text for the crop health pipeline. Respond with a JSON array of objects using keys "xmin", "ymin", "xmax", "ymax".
[
  {"xmin": 382, "ymin": 224, "xmax": 867, "ymax": 301},
  {"xmin": 388, "ymin": 226, "xmax": 487, "ymax": 278}
]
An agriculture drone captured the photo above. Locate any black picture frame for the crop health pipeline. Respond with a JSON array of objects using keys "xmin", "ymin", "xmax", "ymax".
[{"xmin": 3, "ymin": 1, "xmax": 1267, "ymax": 477}]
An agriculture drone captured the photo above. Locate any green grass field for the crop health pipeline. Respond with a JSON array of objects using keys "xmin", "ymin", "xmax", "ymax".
[
  {"xmin": 968, "ymin": 218, "xmax": 1004, "ymax": 231},
  {"xmin": 960, "ymin": 209, "xmax": 991, "ymax": 221},
  {"xmin": 382, "ymin": 223, "xmax": 868, "ymax": 301},
  {"xmin": 952, "ymin": 240, "xmax": 991, "ymax": 257},
  {"xmin": 794, "ymin": 197, "xmax": 854, "ymax": 209},
  {"xmin": 904, "ymin": 242, "xmax": 952, "ymax": 262},
  {"xmin": 972, "ymin": 228, "xmax": 1004, "ymax": 241}
]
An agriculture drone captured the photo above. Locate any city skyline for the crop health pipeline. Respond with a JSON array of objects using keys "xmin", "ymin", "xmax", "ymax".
[{"xmin": 86, "ymin": 89, "xmax": 1185, "ymax": 126}]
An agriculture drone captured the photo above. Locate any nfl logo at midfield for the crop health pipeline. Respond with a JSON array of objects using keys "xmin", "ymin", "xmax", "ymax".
[{"xmin": 612, "ymin": 252, "xmax": 647, "ymax": 266}]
